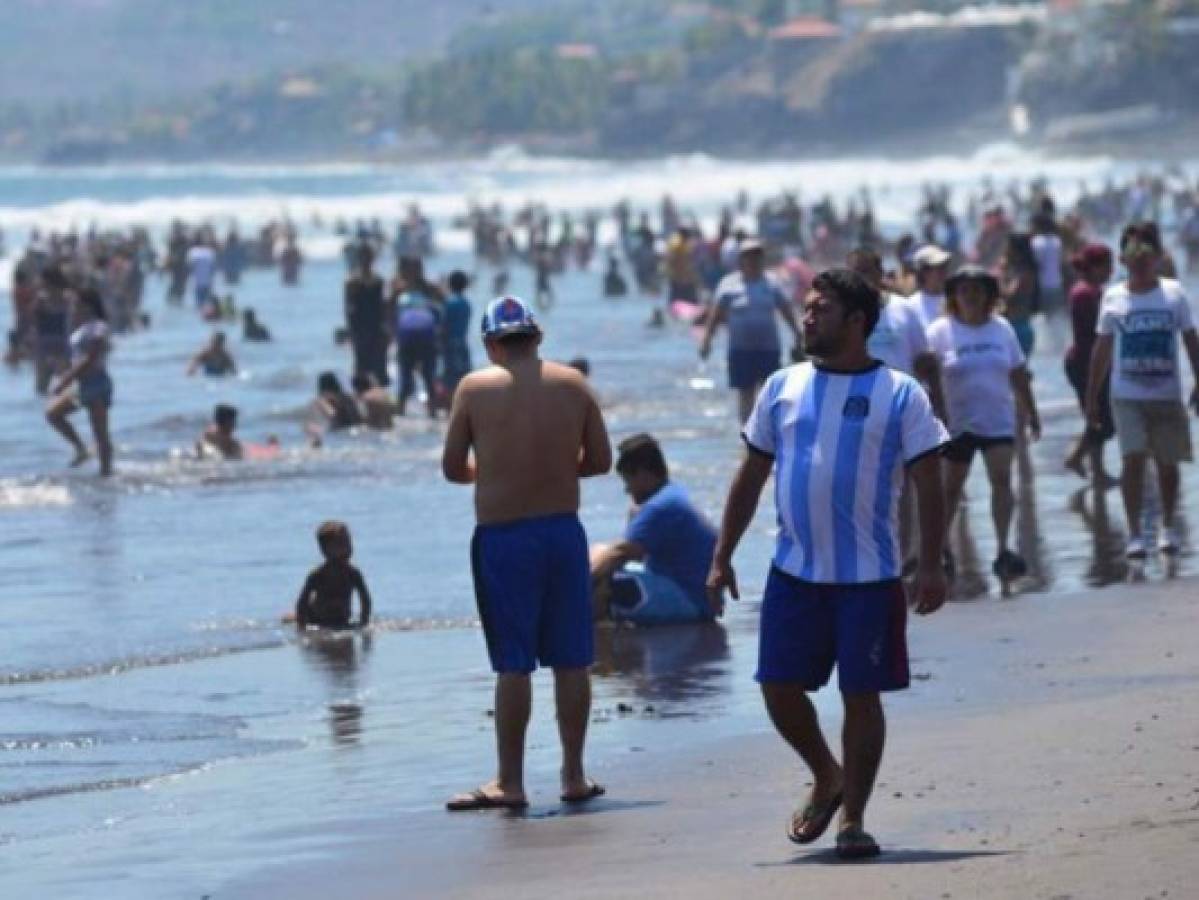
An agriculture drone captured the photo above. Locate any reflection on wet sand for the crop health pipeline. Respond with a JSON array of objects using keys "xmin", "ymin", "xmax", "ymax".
[
  {"xmin": 1014, "ymin": 440, "xmax": 1051, "ymax": 594},
  {"xmin": 1068, "ymin": 485, "xmax": 1129, "ymax": 587},
  {"xmin": 592, "ymin": 624, "xmax": 731, "ymax": 715},
  {"xmin": 300, "ymin": 630, "xmax": 371, "ymax": 745}
]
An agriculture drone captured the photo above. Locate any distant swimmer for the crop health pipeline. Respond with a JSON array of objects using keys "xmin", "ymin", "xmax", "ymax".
[
  {"xmin": 602, "ymin": 253, "xmax": 628, "ymax": 298},
  {"xmin": 590, "ymin": 433, "xmax": 717, "ymax": 626},
  {"xmin": 351, "ymin": 373, "xmax": 394, "ymax": 431},
  {"xmin": 197, "ymin": 404, "xmax": 243, "ymax": 460},
  {"xmin": 309, "ymin": 373, "xmax": 359, "ymax": 436},
  {"xmin": 32, "ymin": 264, "xmax": 72, "ymax": 395},
  {"xmin": 45, "ymin": 288, "xmax": 115, "ymax": 477},
  {"xmin": 292, "ymin": 521, "xmax": 372, "ymax": 630},
  {"xmin": 187, "ymin": 331, "xmax": 237, "ymax": 377},
  {"xmin": 280, "ymin": 234, "xmax": 303, "ymax": 287},
  {"xmin": 241, "ymin": 308, "xmax": 271, "ymax": 342},
  {"xmin": 442, "ymin": 295, "xmax": 611, "ymax": 811},
  {"xmin": 186, "ymin": 236, "xmax": 218, "ymax": 309}
]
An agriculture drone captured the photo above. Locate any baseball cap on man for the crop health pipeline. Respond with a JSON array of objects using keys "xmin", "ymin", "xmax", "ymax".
[
  {"xmin": 480, "ymin": 295, "xmax": 541, "ymax": 340},
  {"xmin": 912, "ymin": 245, "xmax": 952, "ymax": 269}
]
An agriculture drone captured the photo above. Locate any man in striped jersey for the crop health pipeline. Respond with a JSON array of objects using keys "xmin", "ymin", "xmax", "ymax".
[{"xmin": 707, "ymin": 268, "xmax": 949, "ymax": 860}]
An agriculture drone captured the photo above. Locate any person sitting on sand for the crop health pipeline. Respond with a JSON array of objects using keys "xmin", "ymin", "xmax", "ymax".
[
  {"xmin": 197, "ymin": 403, "xmax": 243, "ymax": 460},
  {"xmin": 293, "ymin": 521, "xmax": 372, "ymax": 630},
  {"xmin": 351, "ymin": 373, "xmax": 394, "ymax": 430},
  {"xmin": 187, "ymin": 331, "xmax": 237, "ymax": 376},
  {"xmin": 242, "ymin": 308, "xmax": 271, "ymax": 342},
  {"xmin": 590, "ymin": 433, "xmax": 718, "ymax": 626}
]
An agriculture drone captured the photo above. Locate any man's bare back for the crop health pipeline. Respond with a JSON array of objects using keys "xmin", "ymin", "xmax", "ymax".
[{"xmin": 443, "ymin": 352, "xmax": 610, "ymax": 524}]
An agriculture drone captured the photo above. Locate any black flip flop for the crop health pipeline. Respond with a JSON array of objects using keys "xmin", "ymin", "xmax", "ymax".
[
  {"xmin": 835, "ymin": 825, "xmax": 881, "ymax": 860},
  {"xmin": 446, "ymin": 789, "xmax": 529, "ymax": 811},
  {"xmin": 786, "ymin": 790, "xmax": 843, "ymax": 845},
  {"xmin": 561, "ymin": 782, "xmax": 606, "ymax": 803}
]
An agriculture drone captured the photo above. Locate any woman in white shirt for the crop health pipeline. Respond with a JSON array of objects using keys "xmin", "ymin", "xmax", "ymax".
[
  {"xmin": 45, "ymin": 288, "xmax": 114, "ymax": 476},
  {"xmin": 926, "ymin": 267, "xmax": 1041, "ymax": 587}
]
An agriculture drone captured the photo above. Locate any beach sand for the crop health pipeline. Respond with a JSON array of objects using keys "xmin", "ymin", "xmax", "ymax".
[{"xmin": 220, "ymin": 573, "xmax": 1199, "ymax": 899}]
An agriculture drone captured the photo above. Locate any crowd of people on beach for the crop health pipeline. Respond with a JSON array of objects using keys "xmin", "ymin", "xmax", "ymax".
[{"xmin": 6, "ymin": 168, "xmax": 1199, "ymax": 858}]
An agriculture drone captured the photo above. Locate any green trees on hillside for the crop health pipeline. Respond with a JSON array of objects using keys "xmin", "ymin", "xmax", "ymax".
[{"xmin": 402, "ymin": 49, "xmax": 608, "ymax": 137}]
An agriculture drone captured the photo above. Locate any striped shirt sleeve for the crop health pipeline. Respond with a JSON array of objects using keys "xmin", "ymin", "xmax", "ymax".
[
  {"xmin": 741, "ymin": 371, "xmax": 781, "ymax": 456},
  {"xmin": 899, "ymin": 379, "xmax": 949, "ymax": 464}
]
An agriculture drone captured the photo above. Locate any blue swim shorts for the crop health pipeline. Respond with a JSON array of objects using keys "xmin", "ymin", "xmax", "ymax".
[
  {"xmin": 78, "ymin": 371, "xmax": 113, "ymax": 408},
  {"xmin": 609, "ymin": 570, "xmax": 712, "ymax": 626},
  {"xmin": 727, "ymin": 349, "xmax": 780, "ymax": 391},
  {"xmin": 755, "ymin": 566, "xmax": 909, "ymax": 693},
  {"xmin": 471, "ymin": 513, "xmax": 593, "ymax": 674}
]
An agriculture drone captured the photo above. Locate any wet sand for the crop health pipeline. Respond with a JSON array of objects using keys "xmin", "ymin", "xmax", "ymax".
[{"xmin": 221, "ymin": 573, "xmax": 1199, "ymax": 899}]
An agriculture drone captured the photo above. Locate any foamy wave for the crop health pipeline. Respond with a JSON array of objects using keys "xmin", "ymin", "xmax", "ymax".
[
  {"xmin": 0, "ymin": 481, "xmax": 72, "ymax": 509},
  {"xmin": 0, "ymin": 151, "xmax": 1175, "ymax": 255}
]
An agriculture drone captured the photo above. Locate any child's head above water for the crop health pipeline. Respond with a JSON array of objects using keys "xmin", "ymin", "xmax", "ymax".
[{"xmin": 317, "ymin": 520, "xmax": 352, "ymax": 561}]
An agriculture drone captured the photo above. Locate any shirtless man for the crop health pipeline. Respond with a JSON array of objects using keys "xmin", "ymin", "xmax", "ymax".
[
  {"xmin": 442, "ymin": 295, "xmax": 612, "ymax": 811},
  {"xmin": 197, "ymin": 404, "xmax": 243, "ymax": 460},
  {"xmin": 187, "ymin": 331, "xmax": 237, "ymax": 377}
]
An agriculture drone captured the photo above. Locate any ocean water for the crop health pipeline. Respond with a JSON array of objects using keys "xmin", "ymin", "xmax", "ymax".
[{"xmin": 0, "ymin": 150, "xmax": 1193, "ymax": 897}]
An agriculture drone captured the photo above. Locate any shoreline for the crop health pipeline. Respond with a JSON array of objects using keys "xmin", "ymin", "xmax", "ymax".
[
  {"xmin": 219, "ymin": 573, "xmax": 1199, "ymax": 899},
  {"xmin": 8, "ymin": 129, "xmax": 1199, "ymax": 172}
]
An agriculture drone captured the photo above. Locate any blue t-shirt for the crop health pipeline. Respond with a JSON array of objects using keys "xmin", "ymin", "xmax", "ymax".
[
  {"xmin": 714, "ymin": 271, "xmax": 789, "ymax": 352},
  {"xmin": 625, "ymin": 483, "xmax": 717, "ymax": 614},
  {"xmin": 443, "ymin": 293, "xmax": 471, "ymax": 344}
]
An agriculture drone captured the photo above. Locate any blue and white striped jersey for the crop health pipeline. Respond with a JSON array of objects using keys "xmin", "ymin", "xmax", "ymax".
[{"xmin": 742, "ymin": 361, "xmax": 947, "ymax": 585}]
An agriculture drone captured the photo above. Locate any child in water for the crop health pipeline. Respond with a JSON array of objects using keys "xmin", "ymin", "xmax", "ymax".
[{"xmin": 293, "ymin": 521, "xmax": 372, "ymax": 630}]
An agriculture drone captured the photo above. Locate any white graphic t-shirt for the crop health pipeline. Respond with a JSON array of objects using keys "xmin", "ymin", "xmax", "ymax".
[
  {"xmin": 926, "ymin": 316, "xmax": 1026, "ymax": 438},
  {"xmin": 1097, "ymin": 279, "xmax": 1194, "ymax": 402}
]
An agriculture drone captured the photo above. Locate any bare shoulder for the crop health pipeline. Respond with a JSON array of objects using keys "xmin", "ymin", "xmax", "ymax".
[
  {"xmin": 455, "ymin": 366, "xmax": 510, "ymax": 403},
  {"xmin": 541, "ymin": 360, "xmax": 592, "ymax": 394}
]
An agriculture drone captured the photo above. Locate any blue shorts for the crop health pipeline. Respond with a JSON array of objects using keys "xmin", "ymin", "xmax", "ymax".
[
  {"xmin": 610, "ymin": 570, "xmax": 711, "ymax": 626},
  {"xmin": 471, "ymin": 513, "xmax": 593, "ymax": 674},
  {"xmin": 756, "ymin": 567, "xmax": 909, "ymax": 693},
  {"xmin": 727, "ymin": 349, "xmax": 779, "ymax": 390},
  {"xmin": 78, "ymin": 371, "xmax": 113, "ymax": 408}
]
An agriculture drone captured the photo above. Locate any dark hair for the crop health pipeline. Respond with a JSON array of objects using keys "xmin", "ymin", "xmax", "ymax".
[
  {"xmin": 317, "ymin": 371, "xmax": 344, "ymax": 394},
  {"xmin": 811, "ymin": 267, "xmax": 881, "ymax": 338},
  {"xmin": 846, "ymin": 247, "xmax": 882, "ymax": 274},
  {"xmin": 214, "ymin": 404, "xmax": 238, "ymax": 427},
  {"xmin": 78, "ymin": 287, "xmax": 107, "ymax": 321},
  {"xmin": 616, "ymin": 433, "xmax": 668, "ymax": 480},
  {"xmin": 567, "ymin": 356, "xmax": 591, "ymax": 377},
  {"xmin": 1119, "ymin": 220, "xmax": 1163, "ymax": 254},
  {"xmin": 316, "ymin": 520, "xmax": 350, "ymax": 554},
  {"xmin": 448, "ymin": 270, "xmax": 470, "ymax": 293},
  {"xmin": 350, "ymin": 373, "xmax": 374, "ymax": 393}
]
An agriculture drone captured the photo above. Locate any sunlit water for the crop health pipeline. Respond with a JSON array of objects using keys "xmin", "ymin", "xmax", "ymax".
[{"xmin": 0, "ymin": 151, "xmax": 1193, "ymax": 897}]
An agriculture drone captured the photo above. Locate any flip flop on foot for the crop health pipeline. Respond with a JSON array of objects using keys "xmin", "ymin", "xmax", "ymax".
[
  {"xmin": 561, "ymin": 782, "xmax": 605, "ymax": 803},
  {"xmin": 835, "ymin": 824, "xmax": 881, "ymax": 860},
  {"xmin": 446, "ymin": 787, "xmax": 528, "ymax": 812},
  {"xmin": 786, "ymin": 789, "xmax": 843, "ymax": 845}
]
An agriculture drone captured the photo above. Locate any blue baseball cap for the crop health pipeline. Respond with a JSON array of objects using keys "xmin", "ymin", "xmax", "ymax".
[{"xmin": 480, "ymin": 295, "xmax": 541, "ymax": 340}]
